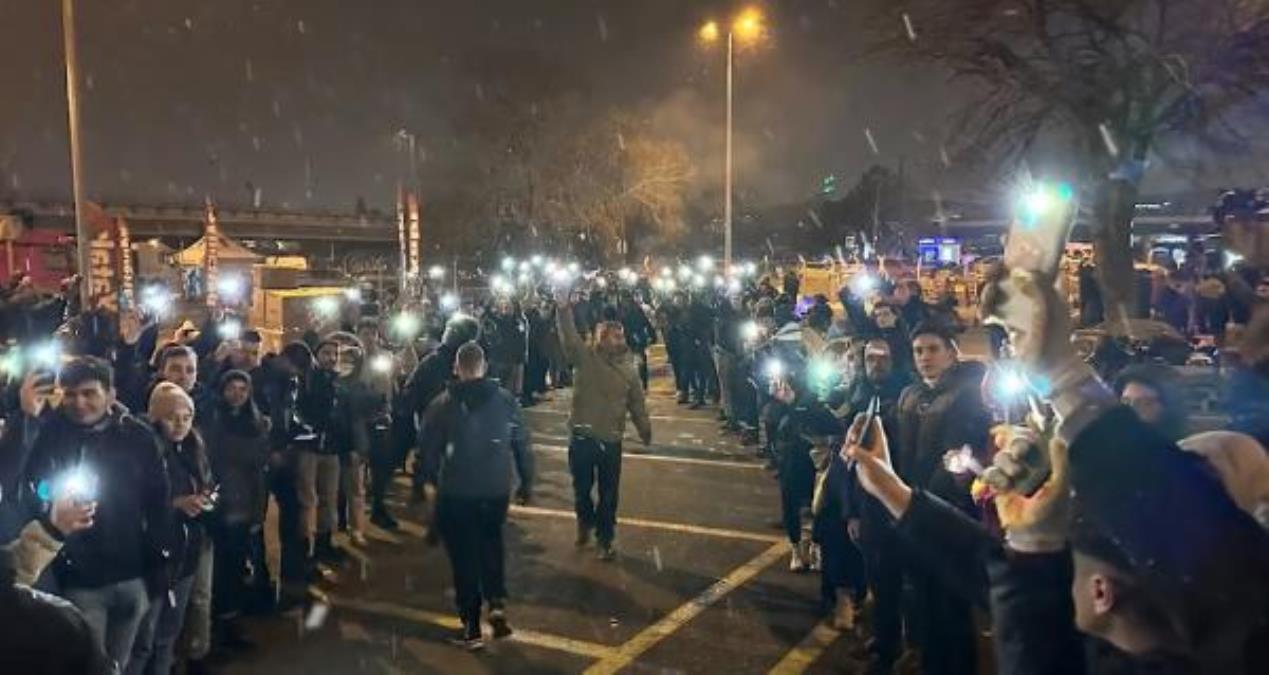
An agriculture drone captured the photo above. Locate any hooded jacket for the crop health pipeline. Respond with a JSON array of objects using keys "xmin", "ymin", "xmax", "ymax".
[
  {"xmin": 202, "ymin": 394, "xmax": 270, "ymax": 526},
  {"xmin": 419, "ymin": 378, "xmax": 533, "ymax": 500},
  {"xmin": 556, "ymin": 302, "xmax": 651, "ymax": 444}
]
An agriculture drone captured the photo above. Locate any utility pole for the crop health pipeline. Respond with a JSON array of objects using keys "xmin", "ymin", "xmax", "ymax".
[{"xmin": 61, "ymin": 0, "xmax": 92, "ymax": 302}]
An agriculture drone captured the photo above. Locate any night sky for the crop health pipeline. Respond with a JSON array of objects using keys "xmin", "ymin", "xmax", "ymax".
[{"xmin": 1, "ymin": 1, "xmax": 1263, "ymax": 213}]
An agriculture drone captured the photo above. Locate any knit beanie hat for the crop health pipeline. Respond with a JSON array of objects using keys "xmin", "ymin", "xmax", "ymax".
[{"xmin": 149, "ymin": 381, "xmax": 194, "ymax": 420}]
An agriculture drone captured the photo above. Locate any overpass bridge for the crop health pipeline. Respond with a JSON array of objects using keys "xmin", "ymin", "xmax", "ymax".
[{"xmin": 1, "ymin": 200, "xmax": 399, "ymax": 246}]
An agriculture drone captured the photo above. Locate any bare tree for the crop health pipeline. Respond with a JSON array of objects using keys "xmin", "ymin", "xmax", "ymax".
[
  {"xmin": 542, "ymin": 113, "xmax": 695, "ymax": 262},
  {"xmin": 870, "ymin": 0, "xmax": 1269, "ymax": 319}
]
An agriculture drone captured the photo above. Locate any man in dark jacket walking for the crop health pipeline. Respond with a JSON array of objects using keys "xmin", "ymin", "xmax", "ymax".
[
  {"xmin": 891, "ymin": 323, "xmax": 991, "ymax": 675},
  {"xmin": 419, "ymin": 342, "xmax": 533, "ymax": 651},
  {"xmin": 405, "ymin": 314, "xmax": 481, "ymax": 502}
]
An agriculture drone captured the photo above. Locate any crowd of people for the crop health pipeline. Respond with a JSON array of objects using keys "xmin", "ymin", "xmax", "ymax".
[{"xmin": 1, "ymin": 253, "xmax": 1268, "ymax": 674}]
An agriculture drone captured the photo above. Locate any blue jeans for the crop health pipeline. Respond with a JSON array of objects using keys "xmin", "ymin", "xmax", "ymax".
[
  {"xmin": 63, "ymin": 577, "xmax": 151, "ymax": 674},
  {"xmin": 126, "ymin": 574, "xmax": 195, "ymax": 675}
]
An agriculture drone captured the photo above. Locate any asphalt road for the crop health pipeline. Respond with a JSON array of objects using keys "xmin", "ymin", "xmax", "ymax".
[{"xmin": 212, "ymin": 346, "xmax": 875, "ymax": 674}]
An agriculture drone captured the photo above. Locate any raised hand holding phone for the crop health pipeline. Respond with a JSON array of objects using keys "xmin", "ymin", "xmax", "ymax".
[
  {"xmin": 841, "ymin": 411, "xmax": 911, "ymax": 518},
  {"xmin": 20, "ymin": 371, "xmax": 55, "ymax": 417}
]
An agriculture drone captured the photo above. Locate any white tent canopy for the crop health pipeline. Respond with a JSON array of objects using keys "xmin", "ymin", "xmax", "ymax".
[{"xmin": 173, "ymin": 233, "xmax": 261, "ymax": 267}]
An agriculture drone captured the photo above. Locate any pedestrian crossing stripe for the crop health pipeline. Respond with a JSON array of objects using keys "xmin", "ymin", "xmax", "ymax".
[
  {"xmin": 535, "ymin": 442, "xmax": 763, "ymax": 470},
  {"xmin": 388, "ymin": 478, "xmax": 779, "ymax": 542},
  {"xmin": 509, "ymin": 504, "xmax": 784, "ymax": 544},
  {"xmin": 582, "ymin": 541, "xmax": 789, "ymax": 675},
  {"xmin": 767, "ymin": 621, "xmax": 843, "ymax": 674},
  {"xmin": 326, "ymin": 595, "xmax": 616, "ymax": 660}
]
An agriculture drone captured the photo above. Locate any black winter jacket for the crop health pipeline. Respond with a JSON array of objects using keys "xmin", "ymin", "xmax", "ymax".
[
  {"xmin": 158, "ymin": 435, "xmax": 212, "ymax": 579},
  {"xmin": 21, "ymin": 407, "xmax": 172, "ymax": 592},
  {"xmin": 203, "ymin": 402, "xmax": 270, "ymax": 526},
  {"xmin": 895, "ymin": 361, "xmax": 991, "ymax": 514},
  {"xmin": 419, "ymin": 378, "xmax": 533, "ymax": 500},
  {"xmin": 0, "ymin": 568, "xmax": 111, "ymax": 674}
]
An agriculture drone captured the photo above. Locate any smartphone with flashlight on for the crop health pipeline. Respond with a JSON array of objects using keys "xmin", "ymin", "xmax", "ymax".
[{"xmin": 1003, "ymin": 183, "xmax": 1077, "ymax": 276}]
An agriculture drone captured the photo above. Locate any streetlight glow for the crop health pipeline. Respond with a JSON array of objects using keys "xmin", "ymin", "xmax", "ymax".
[
  {"xmin": 733, "ymin": 7, "xmax": 765, "ymax": 43},
  {"xmin": 699, "ymin": 20, "xmax": 720, "ymax": 43}
]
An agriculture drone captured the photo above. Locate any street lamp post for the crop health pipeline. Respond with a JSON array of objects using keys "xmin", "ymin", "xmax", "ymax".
[
  {"xmin": 724, "ymin": 29, "xmax": 734, "ymax": 277},
  {"xmin": 61, "ymin": 0, "xmax": 92, "ymax": 302},
  {"xmin": 701, "ymin": 8, "xmax": 764, "ymax": 276}
]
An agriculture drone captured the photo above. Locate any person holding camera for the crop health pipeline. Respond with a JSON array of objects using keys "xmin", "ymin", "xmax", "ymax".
[
  {"xmin": 843, "ymin": 266, "xmax": 1269, "ymax": 674},
  {"xmin": 128, "ymin": 383, "xmax": 214, "ymax": 675},
  {"xmin": 16, "ymin": 357, "xmax": 172, "ymax": 673}
]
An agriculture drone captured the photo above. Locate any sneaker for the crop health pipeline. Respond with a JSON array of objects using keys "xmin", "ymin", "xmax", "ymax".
[
  {"xmin": 789, "ymin": 542, "xmax": 808, "ymax": 572},
  {"xmin": 370, "ymin": 509, "xmax": 399, "ymax": 531},
  {"xmin": 575, "ymin": 524, "xmax": 592, "ymax": 548},
  {"xmin": 350, "ymin": 531, "xmax": 368, "ymax": 547},
  {"xmin": 489, "ymin": 608, "xmax": 513, "ymax": 639},
  {"xmin": 688, "ymin": 400, "xmax": 704, "ymax": 410},
  {"xmin": 447, "ymin": 623, "xmax": 485, "ymax": 652},
  {"xmin": 597, "ymin": 544, "xmax": 617, "ymax": 562}
]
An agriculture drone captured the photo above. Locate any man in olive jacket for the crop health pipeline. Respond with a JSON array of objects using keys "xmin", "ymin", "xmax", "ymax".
[{"xmin": 555, "ymin": 287, "xmax": 652, "ymax": 561}]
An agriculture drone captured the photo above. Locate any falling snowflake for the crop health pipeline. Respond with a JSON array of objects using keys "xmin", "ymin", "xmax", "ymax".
[
  {"xmin": 864, "ymin": 128, "xmax": 879, "ymax": 155},
  {"xmin": 1098, "ymin": 122, "xmax": 1120, "ymax": 157},
  {"xmin": 596, "ymin": 13, "xmax": 609, "ymax": 42},
  {"xmin": 902, "ymin": 13, "xmax": 917, "ymax": 42}
]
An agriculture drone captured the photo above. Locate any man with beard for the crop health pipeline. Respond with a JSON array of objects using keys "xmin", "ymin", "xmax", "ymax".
[
  {"xmin": 555, "ymin": 286, "xmax": 652, "ymax": 561},
  {"xmin": 837, "ymin": 339, "xmax": 911, "ymax": 672}
]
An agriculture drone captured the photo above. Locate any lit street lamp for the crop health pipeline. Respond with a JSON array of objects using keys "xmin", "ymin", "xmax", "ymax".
[{"xmin": 700, "ymin": 7, "xmax": 766, "ymax": 275}]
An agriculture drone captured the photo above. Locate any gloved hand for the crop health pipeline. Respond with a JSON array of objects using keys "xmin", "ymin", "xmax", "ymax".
[
  {"xmin": 979, "ymin": 266, "xmax": 1077, "ymax": 374},
  {"xmin": 982, "ymin": 425, "xmax": 1071, "ymax": 554},
  {"xmin": 981, "ymin": 264, "xmax": 1115, "ymax": 443}
]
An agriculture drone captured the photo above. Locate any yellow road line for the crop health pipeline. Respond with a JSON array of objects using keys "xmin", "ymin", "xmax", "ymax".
[
  {"xmin": 510, "ymin": 504, "xmax": 783, "ymax": 544},
  {"xmin": 583, "ymin": 541, "xmax": 788, "ymax": 675},
  {"xmin": 767, "ymin": 622, "xmax": 842, "ymax": 675},
  {"xmin": 329, "ymin": 596, "xmax": 615, "ymax": 660}
]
